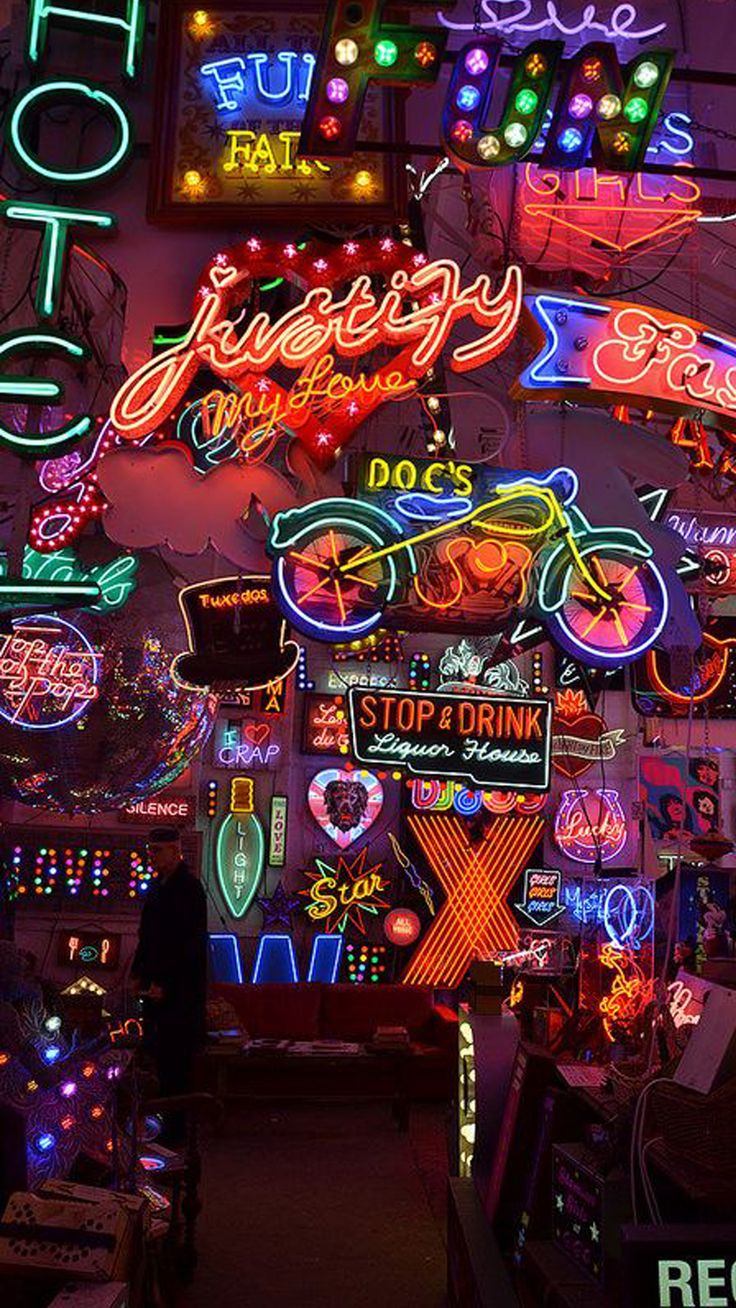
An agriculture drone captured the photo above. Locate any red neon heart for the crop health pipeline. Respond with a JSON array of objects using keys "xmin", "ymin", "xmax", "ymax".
[
  {"xmin": 552, "ymin": 689, "xmax": 606, "ymax": 780},
  {"xmin": 243, "ymin": 722, "xmax": 270, "ymax": 746}
]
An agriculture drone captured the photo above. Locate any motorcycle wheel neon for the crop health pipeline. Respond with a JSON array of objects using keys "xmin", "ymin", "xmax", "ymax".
[
  {"xmin": 549, "ymin": 549, "xmax": 668, "ymax": 665},
  {"xmin": 275, "ymin": 516, "xmax": 400, "ymax": 641}
]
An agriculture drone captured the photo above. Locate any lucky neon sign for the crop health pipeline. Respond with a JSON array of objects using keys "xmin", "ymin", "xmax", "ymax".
[
  {"xmin": 269, "ymin": 464, "xmax": 671, "ymax": 667},
  {"xmin": 0, "ymin": 2, "xmax": 143, "ymax": 459},
  {"xmin": 402, "ymin": 812, "xmax": 545, "ymax": 987},
  {"xmin": 109, "ymin": 237, "xmax": 523, "ymax": 468},
  {"xmin": 514, "ymin": 293, "xmax": 736, "ymax": 436},
  {"xmin": 554, "ymin": 788, "xmax": 628, "ymax": 863},
  {"xmin": 0, "ymin": 615, "xmax": 101, "ymax": 731}
]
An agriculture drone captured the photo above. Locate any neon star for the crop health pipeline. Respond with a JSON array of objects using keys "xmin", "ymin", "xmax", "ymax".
[
  {"xmin": 402, "ymin": 813, "xmax": 545, "ymax": 987},
  {"xmin": 300, "ymin": 847, "xmax": 390, "ymax": 935}
]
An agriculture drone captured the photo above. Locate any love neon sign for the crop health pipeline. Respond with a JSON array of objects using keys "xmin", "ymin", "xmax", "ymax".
[
  {"xmin": 109, "ymin": 236, "xmax": 522, "ymax": 468},
  {"xmin": 402, "ymin": 812, "xmax": 545, "ymax": 987}
]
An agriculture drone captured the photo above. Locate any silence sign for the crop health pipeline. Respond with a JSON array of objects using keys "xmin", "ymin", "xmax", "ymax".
[{"xmin": 347, "ymin": 688, "xmax": 551, "ymax": 792}]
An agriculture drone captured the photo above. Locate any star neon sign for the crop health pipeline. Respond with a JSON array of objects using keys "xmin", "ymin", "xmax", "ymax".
[
  {"xmin": 300, "ymin": 847, "xmax": 390, "ymax": 935},
  {"xmin": 402, "ymin": 812, "xmax": 545, "ymax": 987}
]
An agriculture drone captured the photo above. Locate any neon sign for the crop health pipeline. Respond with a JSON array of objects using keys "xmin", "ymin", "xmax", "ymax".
[
  {"xmin": 442, "ymin": 37, "xmax": 672, "ymax": 172},
  {"xmin": 514, "ymin": 868, "xmax": 564, "ymax": 926},
  {"xmin": 384, "ymin": 908, "xmax": 421, "ymax": 947},
  {"xmin": 564, "ymin": 879, "xmax": 654, "ymax": 948},
  {"xmin": 665, "ymin": 512, "xmax": 736, "ymax": 594},
  {"xmin": 215, "ymin": 721, "xmax": 281, "ymax": 769},
  {"xmin": 302, "ymin": 694, "xmax": 349, "ymax": 756},
  {"xmin": 514, "ymin": 293, "xmax": 736, "ymax": 436},
  {"xmin": 551, "ymin": 689, "xmax": 624, "ymax": 779},
  {"xmin": 269, "ymin": 463, "xmax": 671, "ymax": 665},
  {"xmin": 0, "ymin": 546, "xmax": 137, "ymax": 613},
  {"xmin": 554, "ymin": 788, "xmax": 628, "ymax": 863},
  {"xmin": 402, "ymin": 812, "xmax": 545, "ymax": 987},
  {"xmin": 201, "ymin": 52, "xmax": 316, "ymax": 111},
  {"xmin": 58, "ymin": 929, "xmax": 120, "ymax": 970},
  {"xmin": 110, "ymin": 238, "xmax": 522, "ymax": 468},
  {"xmin": 409, "ymin": 778, "xmax": 546, "ymax": 816},
  {"xmin": 300, "ymin": 847, "xmax": 390, "ymax": 935},
  {"xmin": 0, "ymin": 615, "xmax": 101, "ymax": 731},
  {"xmin": 598, "ymin": 943, "xmax": 653, "ymax": 1042},
  {"xmin": 350, "ymin": 688, "xmax": 552, "ymax": 792},
  {"xmin": 307, "ymin": 767, "xmax": 384, "ymax": 849},
  {"xmin": 215, "ymin": 812, "xmax": 265, "ymax": 919},
  {"xmin": 268, "ymin": 795, "xmax": 288, "ymax": 868},
  {"xmin": 436, "ymin": 3, "xmax": 667, "ymax": 42}
]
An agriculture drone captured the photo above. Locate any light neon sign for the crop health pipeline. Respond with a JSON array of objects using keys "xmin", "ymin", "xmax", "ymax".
[
  {"xmin": 269, "ymin": 464, "xmax": 670, "ymax": 666},
  {"xmin": 514, "ymin": 293, "xmax": 736, "ymax": 436},
  {"xmin": 216, "ymin": 812, "xmax": 265, "ymax": 919},
  {"xmin": 201, "ymin": 52, "xmax": 316, "ymax": 111},
  {"xmin": 110, "ymin": 237, "xmax": 522, "ymax": 467},
  {"xmin": 554, "ymin": 788, "xmax": 628, "ymax": 863},
  {"xmin": 0, "ymin": 615, "xmax": 101, "ymax": 731}
]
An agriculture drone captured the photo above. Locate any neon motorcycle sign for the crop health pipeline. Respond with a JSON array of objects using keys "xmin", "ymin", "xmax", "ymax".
[{"xmin": 267, "ymin": 463, "xmax": 669, "ymax": 667}]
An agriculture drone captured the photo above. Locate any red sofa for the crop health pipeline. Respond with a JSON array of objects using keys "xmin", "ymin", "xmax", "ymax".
[{"xmin": 203, "ymin": 982, "xmax": 457, "ymax": 1102}]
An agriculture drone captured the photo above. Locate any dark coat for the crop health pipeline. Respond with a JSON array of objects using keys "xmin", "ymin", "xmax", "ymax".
[{"xmin": 131, "ymin": 861, "xmax": 208, "ymax": 1023}]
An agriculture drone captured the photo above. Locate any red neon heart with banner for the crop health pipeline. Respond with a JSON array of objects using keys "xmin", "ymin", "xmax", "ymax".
[
  {"xmin": 110, "ymin": 237, "xmax": 522, "ymax": 469},
  {"xmin": 402, "ymin": 812, "xmax": 545, "ymax": 988}
]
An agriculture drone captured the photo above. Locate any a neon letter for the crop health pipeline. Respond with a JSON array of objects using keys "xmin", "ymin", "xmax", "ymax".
[
  {"xmin": 9, "ymin": 81, "xmax": 132, "ymax": 184},
  {"xmin": 26, "ymin": 0, "xmax": 147, "ymax": 80},
  {"xmin": 1, "ymin": 202, "xmax": 115, "ymax": 319},
  {"xmin": 0, "ymin": 331, "xmax": 91, "ymax": 454}
]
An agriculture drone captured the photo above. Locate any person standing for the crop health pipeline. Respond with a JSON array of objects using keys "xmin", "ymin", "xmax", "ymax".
[{"xmin": 131, "ymin": 827, "xmax": 208, "ymax": 1141}]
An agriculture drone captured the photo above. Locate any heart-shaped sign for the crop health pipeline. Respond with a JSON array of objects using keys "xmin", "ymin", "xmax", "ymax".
[
  {"xmin": 244, "ymin": 722, "xmax": 270, "ymax": 747},
  {"xmin": 308, "ymin": 767, "xmax": 384, "ymax": 849},
  {"xmin": 551, "ymin": 690, "xmax": 623, "ymax": 779}
]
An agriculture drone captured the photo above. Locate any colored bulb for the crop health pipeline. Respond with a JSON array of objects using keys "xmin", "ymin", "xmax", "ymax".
[
  {"xmin": 477, "ymin": 133, "xmax": 501, "ymax": 160},
  {"xmin": 557, "ymin": 127, "xmax": 583, "ymax": 153},
  {"xmin": 456, "ymin": 84, "xmax": 481, "ymax": 111},
  {"xmin": 612, "ymin": 131, "xmax": 631, "ymax": 154},
  {"xmin": 43, "ymin": 1045, "xmax": 60, "ymax": 1064},
  {"xmin": 504, "ymin": 122, "xmax": 528, "ymax": 148},
  {"xmin": 634, "ymin": 60, "xmax": 659, "ymax": 89},
  {"xmin": 36, "ymin": 1133, "xmax": 55, "ymax": 1152},
  {"xmin": 568, "ymin": 93, "xmax": 593, "ymax": 120},
  {"xmin": 334, "ymin": 38, "xmax": 358, "ymax": 66},
  {"xmin": 184, "ymin": 169, "xmax": 202, "ymax": 189},
  {"xmin": 464, "ymin": 47, "xmax": 489, "ymax": 76},
  {"xmin": 581, "ymin": 56, "xmax": 602, "ymax": 81},
  {"xmin": 326, "ymin": 77, "xmax": 349, "ymax": 104},
  {"xmin": 414, "ymin": 41, "xmax": 436, "ymax": 68},
  {"xmin": 319, "ymin": 115, "xmax": 341, "ymax": 140},
  {"xmin": 374, "ymin": 39, "xmax": 398, "ymax": 67},
  {"xmin": 624, "ymin": 96, "xmax": 648, "ymax": 123},
  {"xmin": 515, "ymin": 88, "xmax": 539, "ymax": 115},
  {"xmin": 597, "ymin": 93, "xmax": 621, "ymax": 120},
  {"xmin": 525, "ymin": 52, "xmax": 547, "ymax": 78},
  {"xmin": 354, "ymin": 169, "xmax": 372, "ymax": 190},
  {"xmin": 452, "ymin": 119, "xmax": 473, "ymax": 144}
]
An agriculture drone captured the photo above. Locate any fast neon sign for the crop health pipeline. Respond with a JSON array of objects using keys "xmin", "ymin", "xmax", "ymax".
[
  {"xmin": 269, "ymin": 463, "xmax": 671, "ymax": 666},
  {"xmin": 110, "ymin": 237, "xmax": 522, "ymax": 468},
  {"xmin": 514, "ymin": 293, "xmax": 736, "ymax": 436}
]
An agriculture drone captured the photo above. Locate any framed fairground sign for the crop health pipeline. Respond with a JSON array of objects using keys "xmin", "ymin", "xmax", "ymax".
[{"xmin": 149, "ymin": 1, "xmax": 405, "ymax": 223}]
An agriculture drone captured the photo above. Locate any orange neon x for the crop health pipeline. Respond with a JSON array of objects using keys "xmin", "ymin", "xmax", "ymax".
[{"xmin": 402, "ymin": 812, "xmax": 545, "ymax": 988}]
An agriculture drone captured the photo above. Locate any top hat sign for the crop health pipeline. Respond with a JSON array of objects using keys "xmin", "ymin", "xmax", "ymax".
[{"xmin": 171, "ymin": 575, "xmax": 300, "ymax": 692}]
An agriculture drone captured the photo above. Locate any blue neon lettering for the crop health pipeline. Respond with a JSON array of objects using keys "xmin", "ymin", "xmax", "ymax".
[{"xmin": 201, "ymin": 52, "xmax": 316, "ymax": 112}]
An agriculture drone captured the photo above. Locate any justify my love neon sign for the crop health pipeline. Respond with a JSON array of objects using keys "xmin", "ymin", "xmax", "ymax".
[{"xmin": 110, "ymin": 236, "xmax": 523, "ymax": 468}]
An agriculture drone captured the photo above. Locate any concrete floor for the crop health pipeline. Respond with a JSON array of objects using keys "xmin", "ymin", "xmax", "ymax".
[{"xmin": 178, "ymin": 1101, "xmax": 450, "ymax": 1308}]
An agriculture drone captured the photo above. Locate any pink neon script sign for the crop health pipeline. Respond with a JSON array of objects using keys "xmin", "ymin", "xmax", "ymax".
[{"xmin": 554, "ymin": 788, "xmax": 627, "ymax": 863}]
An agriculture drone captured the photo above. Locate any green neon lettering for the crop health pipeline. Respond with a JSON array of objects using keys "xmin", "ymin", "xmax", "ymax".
[
  {"xmin": 1, "ymin": 202, "xmax": 115, "ymax": 320},
  {"xmin": 26, "ymin": 0, "xmax": 147, "ymax": 81},
  {"xmin": 9, "ymin": 81, "xmax": 132, "ymax": 184},
  {"xmin": 0, "ymin": 330, "xmax": 91, "ymax": 455}
]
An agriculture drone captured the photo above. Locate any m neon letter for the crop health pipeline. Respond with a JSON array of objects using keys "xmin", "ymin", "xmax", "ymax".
[
  {"xmin": 1, "ymin": 203, "xmax": 115, "ymax": 319},
  {"xmin": 26, "ymin": 0, "xmax": 147, "ymax": 81}
]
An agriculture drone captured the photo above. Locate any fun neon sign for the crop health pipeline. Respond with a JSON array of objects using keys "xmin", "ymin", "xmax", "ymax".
[
  {"xmin": 201, "ymin": 52, "xmax": 316, "ymax": 111},
  {"xmin": 110, "ymin": 237, "xmax": 522, "ymax": 468},
  {"xmin": 0, "ymin": 615, "xmax": 101, "ymax": 731},
  {"xmin": 269, "ymin": 464, "xmax": 670, "ymax": 667}
]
